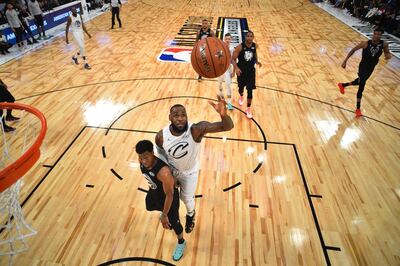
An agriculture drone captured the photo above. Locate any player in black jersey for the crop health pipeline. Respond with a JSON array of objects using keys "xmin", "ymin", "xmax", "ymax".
[
  {"xmin": 338, "ymin": 28, "xmax": 391, "ymax": 117},
  {"xmin": 195, "ymin": 19, "xmax": 215, "ymax": 81},
  {"xmin": 135, "ymin": 140, "xmax": 186, "ymax": 261},
  {"xmin": 232, "ymin": 30, "xmax": 262, "ymax": 119}
]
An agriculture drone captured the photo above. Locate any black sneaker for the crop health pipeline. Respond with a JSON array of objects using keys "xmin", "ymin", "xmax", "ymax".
[
  {"xmin": 3, "ymin": 125, "xmax": 15, "ymax": 132},
  {"xmin": 72, "ymin": 56, "xmax": 79, "ymax": 65},
  {"xmin": 185, "ymin": 210, "xmax": 195, "ymax": 233},
  {"xmin": 84, "ymin": 63, "xmax": 91, "ymax": 70},
  {"xmin": 5, "ymin": 115, "xmax": 20, "ymax": 121}
]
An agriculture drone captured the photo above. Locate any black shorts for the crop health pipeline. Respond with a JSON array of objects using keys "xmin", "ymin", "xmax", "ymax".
[
  {"xmin": 358, "ymin": 64, "xmax": 375, "ymax": 81},
  {"xmin": 145, "ymin": 187, "xmax": 183, "ymax": 234},
  {"xmin": 237, "ymin": 68, "xmax": 256, "ymax": 90},
  {"xmin": 34, "ymin": 15, "xmax": 44, "ymax": 27}
]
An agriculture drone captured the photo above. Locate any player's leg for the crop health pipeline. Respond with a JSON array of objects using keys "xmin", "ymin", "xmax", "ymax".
[
  {"xmin": 75, "ymin": 33, "xmax": 91, "ymax": 70},
  {"xmin": 237, "ymin": 73, "xmax": 245, "ymax": 106},
  {"xmin": 355, "ymin": 68, "xmax": 374, "ymax": 117},
  {"xmin": 225, "ymin": 66, "xmax": 233, "ymax": 110},
  {"xmin": 169, "ymin": 188, "xmax": 186, "ymax": 261},
  {"xmin": 116, "ymin": 7, "xmax": 122, "ymax": 27},
  {"xmin": 245, "ymin": 70, "xmax": 256, "ymax": 118},
  {"xmin": 176, "ymin": 170, "xmax": 198, "ymax": 233},
  {"xmin": 217, "ymin": 74, "xmax": 224, "ymax": 98},
  {"xmin": 111, "ymin": 7, "xmax": 116, "ymax": 29}
]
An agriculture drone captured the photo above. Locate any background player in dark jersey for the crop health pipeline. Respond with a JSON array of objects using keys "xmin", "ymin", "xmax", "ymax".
[
  {"xmin": 135, "ymin": 140, "xmax": 186, "ymax": 261},
  {"xmin": 195, "ymin": 19, "xmax": 215, "ymax": 81},
  {"xmin": 338, "ymin": 28, "xmax": 391, "ymax": 117},
  {"xmin": 232, "ymin": 30, "xmax": 262, "ymax": 119}
]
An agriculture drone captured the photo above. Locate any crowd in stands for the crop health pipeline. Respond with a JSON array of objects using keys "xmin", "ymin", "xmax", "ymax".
[{"xmin": 317, "ymin": 0, "xmax": 400, "ymax": 37}]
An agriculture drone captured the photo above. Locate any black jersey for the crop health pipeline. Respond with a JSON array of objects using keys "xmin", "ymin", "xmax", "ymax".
[
  {"xmin": 360, "ymin": 40, "xmax": 384, "ymax": 68},
  {"xmin": 140, "ymin": 157, "xmax": 168, "ymax": 196},
  {"xmin": 237, "ymin": 42, "xmax": 257, "ymax": 72},
  {"xmin": 198, "ymin": 28, "xmax": 211, "ymax": 40}
]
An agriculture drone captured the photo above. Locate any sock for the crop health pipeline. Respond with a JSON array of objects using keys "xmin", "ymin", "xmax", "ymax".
[
  {"xmin": 342, "ymin": 82, "xmax": 350, "ymax": 87},
  {"xmin": 83, "ymin": 56, "xmax": 87, "ymax": 64},
  {"xmin": 227, "ymin": 96, "xmax": 231, "ymax": 104},
  {"xmin": 178, "ymin": 238, "xmax": 185, "ymax": 244},
  {"xmin": 356, "ymin": 101, "xmax": 361, "ymax": 109},
  {"xmin": 187, "ymin": 210, "xmax": 195, "ymax": 217}
]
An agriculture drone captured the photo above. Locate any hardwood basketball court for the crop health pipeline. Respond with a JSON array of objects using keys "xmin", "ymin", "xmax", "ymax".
[{"xmin": 0, "ymin": 0, "xmax": 399, "ymax": 265}]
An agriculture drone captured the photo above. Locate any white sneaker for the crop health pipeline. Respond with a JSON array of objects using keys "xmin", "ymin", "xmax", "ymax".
[{"xmin": 245, "ymin": 107, "xmax": 253, "ymax": 119}]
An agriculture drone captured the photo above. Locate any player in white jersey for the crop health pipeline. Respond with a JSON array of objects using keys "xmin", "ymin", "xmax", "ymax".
[
  {"xmin": 155, "ymin": 95, "xmax": 234, "ymax": 233},
  {"xmin": 65, "ymin": 8, "xmax": 92, "ymax": 70},
  {"xmin": 217, "ymin": 33, "xmax": 235, "ymax": 110}
]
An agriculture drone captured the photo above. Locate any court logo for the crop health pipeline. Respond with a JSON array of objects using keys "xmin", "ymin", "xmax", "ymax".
[
  {"xmin": 158, "ymin": 47, "xmax": 192, "ymax": 63},
  {"xmin": 168, "ymin": 141, "xmax": 189, "ymax": 159}
]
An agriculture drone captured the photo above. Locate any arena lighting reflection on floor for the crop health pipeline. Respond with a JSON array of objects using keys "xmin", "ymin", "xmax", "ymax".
[
  {"xmin": 83, "ymin": 99, "xmax": 129, "ymax": 127},
  {"xmin": 340, "ymin": 126, "xmax": 361, "ymax": 150},
  {"xmin": 314, "ymin": 120, "xmax": 341, "ymax": 143}
]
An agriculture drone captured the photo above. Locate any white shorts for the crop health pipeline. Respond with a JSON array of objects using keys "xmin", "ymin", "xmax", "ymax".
[
  {"xmin": 173, "ymin": 168, "xmax": 199, "ymax": 213},
  {"xmin": 72, "ymin": 31, "xmax": 85, "ymax": 56},
  {"xmin": 217, "ymin": 64, "xmax": 233, "ymax": 85}
]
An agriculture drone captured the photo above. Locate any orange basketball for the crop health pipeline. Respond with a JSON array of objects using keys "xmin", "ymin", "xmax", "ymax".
[{"xmin": 191, "ymin": 37, "xmax": 231, "ymax": 78}]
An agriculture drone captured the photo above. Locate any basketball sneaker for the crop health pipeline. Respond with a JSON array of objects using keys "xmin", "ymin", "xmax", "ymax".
[
  {"xmin": 172, "ymin": 240, "xmax": 186, "ymax": 261},
  {"xmin": 5, "ymin": 115, "xmax": 20, "ymax": 121},
  {"xmin": 185, "ymin": 210, "xmax": 195, "ymax": 233},
  {"xmin": 338, "ymin": 83, "xmax": 345, "ymax": 94},
  {"xmin": 238, "ymin": 96, "xmax": 244, "ymax": 106},
  {"xmin": 72, "ymin": 56, "xmax": 79, "ymax": 65},
  {"xmin": 355, "ymin": 108, "xmax": 362, "ymax": 117},
  {"xmin": 3, "ymin": 125, "xmax": 15, "ymax": 132},
  {"xmin": 227, "ymin": 102, "xmax": 234, "ymax": 110},
  {"xmin": 84, "ymin": 63, "xmax": 91, "ymax": 70},
  {"xmin": 245, "ymin": 107, "xmax": 253, "ymax": 119}
]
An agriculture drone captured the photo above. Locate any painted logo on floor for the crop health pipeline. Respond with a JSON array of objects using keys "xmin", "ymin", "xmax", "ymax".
[
  {"xmin": 157, "ymin": 47, "xmax": 192, "ymax": 63},
  {"xmin": 216, "ymin": 17, "xmax": 249, "ymax": 49}
]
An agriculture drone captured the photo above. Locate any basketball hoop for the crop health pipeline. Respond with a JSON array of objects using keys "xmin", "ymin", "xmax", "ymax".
[
  {"xmin": 0, "ymin": 102, "xmax": 47, "ymax": 193},
  {"xmin": 0, "ymin": 102, "xmax": 47, "ymax": 263}
]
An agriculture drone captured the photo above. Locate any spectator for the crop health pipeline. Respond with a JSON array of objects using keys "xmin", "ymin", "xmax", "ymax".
[
  {"xmin": 5, "ymin": 3, "xmax": 25, "ymax": 48},
  {"xmin": 28, "ymin": 0, "xmax": 47, "ymax": 39},
  {"xmin": 0, "ymin": 33, "xmax": 12, "ymax": 54},
  {"xmin": 0, "ymin": 79, "xmax": 19, "ymax": 133},
  {"xmin": 17, "ymin": 6, "xmax": 38, "ymax": 44}
]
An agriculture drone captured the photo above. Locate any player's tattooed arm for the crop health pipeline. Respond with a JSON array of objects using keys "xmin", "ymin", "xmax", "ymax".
[{"xmin": 191, "ymin": 95, "xmax": 234, "ymax": 141}]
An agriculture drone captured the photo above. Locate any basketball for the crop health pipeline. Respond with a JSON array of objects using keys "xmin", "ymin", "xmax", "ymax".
[{"xmin": 191, "ymin": 37, "xmax": 231, "ymax": 78}]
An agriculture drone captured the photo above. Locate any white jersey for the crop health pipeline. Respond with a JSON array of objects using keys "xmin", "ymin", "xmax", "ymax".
[
  {"xmin": 162, "ymin": 123, "xmax": 201, "ymax": 172},
  {"xmin": 70, "ymin": 14, "xmax": 83, "ymax": 34}
]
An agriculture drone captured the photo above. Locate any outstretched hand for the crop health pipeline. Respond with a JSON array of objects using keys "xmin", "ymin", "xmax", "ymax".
[{"xmin": 209, "ymin": 95, "xmax": 227, "ymax": 116}]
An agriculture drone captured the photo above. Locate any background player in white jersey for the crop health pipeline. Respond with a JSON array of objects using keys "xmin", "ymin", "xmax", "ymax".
[
  {"xmin": 217, "ymin": 33, "xmax": 235, "ymax": 110},
  {"xmin": 155, "ymin": 96, "xmax": 234, "ymax": 233},
  {"xmin": 65, "ymin": 8, "xmax": 92, "ymax": 70}
]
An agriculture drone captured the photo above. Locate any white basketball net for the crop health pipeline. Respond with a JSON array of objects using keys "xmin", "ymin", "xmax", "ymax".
[{"xmin": 0, "ymin": 109, "xmax": 37, "ymax": 265}]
